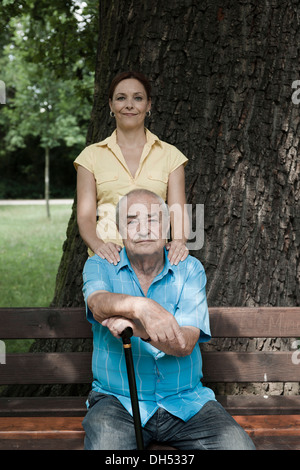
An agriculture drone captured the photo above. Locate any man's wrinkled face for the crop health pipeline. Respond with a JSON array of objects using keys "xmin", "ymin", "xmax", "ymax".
[{"xmin": 118, "ymin": 194, "xmax": 169, "ymax": 257}]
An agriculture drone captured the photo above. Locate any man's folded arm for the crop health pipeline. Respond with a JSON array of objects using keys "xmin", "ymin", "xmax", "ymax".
[
  {"xmin": 87, "ymin": 290, "xmax": 187, "ymax": 352},
  {"xmin": 88, "ymin": 290, "xmax": 200, "ymax": 356},
  {"xmin": 87, "ymin": 290, "xmax": 138, "ymax": 324}
]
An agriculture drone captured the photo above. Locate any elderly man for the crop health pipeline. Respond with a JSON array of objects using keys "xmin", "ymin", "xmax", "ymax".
[{"xmin": 82, "ymin": 189, "xmax": 255, "ymax": 450}]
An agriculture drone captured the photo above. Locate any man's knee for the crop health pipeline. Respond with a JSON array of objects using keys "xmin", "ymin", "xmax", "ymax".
[
  {"xmin": 82, "ymin": 392, "xmax": 138, "ymax": 450},
  {"xmin": 219, "ymin": 420, "xmax": 256, "ymax": 450},
  {"xmin": 198, "ymin": 400, "xmax": 256, "ymax": 450}
]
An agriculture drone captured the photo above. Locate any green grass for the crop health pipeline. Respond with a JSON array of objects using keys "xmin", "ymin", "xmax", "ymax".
[
  {"xmin": 0, "ymin": 203, "xmax": 72, "ymax": 353},
  {"xmin": 0, "ymin": 203, "xmax": 72, "ymax": 308}
]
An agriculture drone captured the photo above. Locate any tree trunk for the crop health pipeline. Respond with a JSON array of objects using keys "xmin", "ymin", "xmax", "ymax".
[
  {"xmin": 26, "ymin": 0, "xmax": 297, "ymax": 399},
  {"xmin": 44, "ymin": 146, "xmax": 50, "ymax": 219}
]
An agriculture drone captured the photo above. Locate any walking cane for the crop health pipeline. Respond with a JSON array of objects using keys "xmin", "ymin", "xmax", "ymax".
[{"xmin": 121, "ymin": 327, "xmax": 145, "ymax": 450}]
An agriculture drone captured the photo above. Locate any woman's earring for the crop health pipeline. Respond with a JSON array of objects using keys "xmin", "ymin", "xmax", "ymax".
[
  {"xmin": 110, "ymin": 111, "xmax": 115, "ymax": 118},
  {"xmin": 146, "ymin": 110, "xmax": 151, "ymax": 117}
]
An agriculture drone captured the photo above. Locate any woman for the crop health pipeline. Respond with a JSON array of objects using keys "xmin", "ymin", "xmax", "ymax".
[{"xmin": 75, "ymin": 71, "xmax": 190, "ymax": 265}]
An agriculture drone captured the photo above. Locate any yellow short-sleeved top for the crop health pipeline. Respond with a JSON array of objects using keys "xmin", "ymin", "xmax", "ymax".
[{"xmin": 74, "ymin": 128, "xmax": 188, "ymax": 252}]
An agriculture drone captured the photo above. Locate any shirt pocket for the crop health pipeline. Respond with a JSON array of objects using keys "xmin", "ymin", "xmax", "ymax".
[
  {"xmin": 147, "ymin": 170, "xmax": 169, "ymax": 184},
  {"xmin": 96, "ymin": 171, "xmax": 119, "ymax": 185},
  {"xmin": 95, "ymin": 171, "xmax": 119, "ymax": 202},
  {"xmin": 145, "ymin": 170, "xmax": 169, "ymax": 200}
]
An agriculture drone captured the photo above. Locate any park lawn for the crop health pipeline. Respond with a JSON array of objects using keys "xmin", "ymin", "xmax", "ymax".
[{"xmin": 0, "ymin": 203, "xmax": 73, "ymax": 352}]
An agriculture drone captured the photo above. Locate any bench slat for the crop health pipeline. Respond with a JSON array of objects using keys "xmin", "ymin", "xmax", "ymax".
[
  {"xmin": 0, "ymin": 353, "xmax": 92, "ymax": 384},
  {"xmin": 217, "ymin": 395, "xmax": 300, "ymax": 416},
  {"xmin": 235, "ymin": 414, "xmax": 300, "ymax": 436},
  {"xmin": 0, "ymin": 437, "xmax": 84, "ymax": 450},
  {"xmin": 1, "ymin": 395, "xmax": 300, "ymax": 417},
  {"xmin": 251, "ymin": 435, "xmax": 300, "ymax": 451},
  {"xmin": 0, "ymin": 416, "xmax": 84, "ymax": 436},
  {"xmin": 1, "ymin": 351, "xmax": 299, "ymax": 385},
  {"xmin": 0, "ymin": 397, "xmax": 87, "ymax": 417},
  {"xmin": 0, "ymin": 415, "xmax": 300, "ymax": 450},
  {"xmin": 202, "ymin": 351, "xmax": 300, "ymax": 382},
  {"xmin": 0, "ymin": 308, "xmax": 92, "ymax": 339},
  {"xmin": 209, "ymin": 307, "xmax": 300, "ymax": 337},
  {"xmin": 1, "ymin": 307, "xmax": 299, "ymax": 339}
]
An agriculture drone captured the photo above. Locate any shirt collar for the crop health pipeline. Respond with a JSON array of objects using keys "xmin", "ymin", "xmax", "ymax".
[
  {"xmin": 117, "ymin": 247, "xmax": 175, "ymax": 279},
  {"xmin": 144, "ymin": 128, "xmax": 162, "ymax": 148},
  {"xmin": 96, "ymin": 128, "xmax": 162, "ymax": 149},
  {"xmin": 116, "ymin": 247, "xmax": 132, "ymax": 273}
]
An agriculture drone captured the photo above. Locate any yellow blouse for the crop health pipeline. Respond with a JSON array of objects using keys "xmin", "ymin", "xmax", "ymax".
[{"xmin": 74, "ymin": 128, "xmax": 188, "ymax": 252}]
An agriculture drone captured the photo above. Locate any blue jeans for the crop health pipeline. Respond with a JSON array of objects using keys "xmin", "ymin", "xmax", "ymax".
[{"xmin": 82, "ymin": 391, "xmax": 255, "ymax": 450}]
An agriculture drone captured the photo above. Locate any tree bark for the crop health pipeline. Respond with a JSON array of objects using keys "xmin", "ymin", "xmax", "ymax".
[{"xmin": 44, "ymin": 146, "xmax": 50, "ymax": 219}]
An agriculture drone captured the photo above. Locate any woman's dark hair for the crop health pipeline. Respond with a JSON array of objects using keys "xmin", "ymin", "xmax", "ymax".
[{"xmin": 108, "ymin": 71, "xmax": 151, "ymax": 100}]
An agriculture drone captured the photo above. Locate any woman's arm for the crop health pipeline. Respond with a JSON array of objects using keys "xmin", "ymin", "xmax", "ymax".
[
  {"xmin": 77, "ymin": 165, "xmax": 121, "ymax": 264},
  {"xmin": 166, "ymin": 164, "xmax": 190, "ymax": 264}
]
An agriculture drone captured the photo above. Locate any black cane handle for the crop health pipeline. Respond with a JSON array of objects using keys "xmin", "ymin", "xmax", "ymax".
[{"xmin": 121, "ymin": 326, "xmax": 133, "ymax": 344}]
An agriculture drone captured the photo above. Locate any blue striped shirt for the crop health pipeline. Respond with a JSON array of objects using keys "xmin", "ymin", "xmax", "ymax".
[{"xmin": 82, "ymin": 248, "xmax": 215, "ymax": 426}]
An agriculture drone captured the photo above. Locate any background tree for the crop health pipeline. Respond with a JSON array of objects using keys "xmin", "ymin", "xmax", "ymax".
[
  {"xmin": 2, "ymin": 45, "xmax": 87, "ymax": 216},
  {"xmin": 0, "ymin": 0, "xmax": 98, "ymax": 204}
]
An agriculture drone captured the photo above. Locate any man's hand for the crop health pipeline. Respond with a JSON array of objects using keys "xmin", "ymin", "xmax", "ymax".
[
  {"xmin": 102, "ymin": 316, "xmax": 148, "ymax": 340},
  {"xmin": 133, "ymin": 297, "xmax": 186, "ymax": 350}
]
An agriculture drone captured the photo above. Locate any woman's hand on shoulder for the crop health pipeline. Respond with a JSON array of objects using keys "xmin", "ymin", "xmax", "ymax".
[
  {"xmin": 165, "ymin": 240, "xmax": 189, "ymax": 265},
  {"xmin": 94, "ymin": 240, "xmax": 121, "ymax": 265}
]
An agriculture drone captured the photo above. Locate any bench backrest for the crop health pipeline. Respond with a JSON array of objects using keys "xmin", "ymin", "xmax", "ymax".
[{"xmin": 0, "ymin": 307, "xmax": 299, "ymax": 385}]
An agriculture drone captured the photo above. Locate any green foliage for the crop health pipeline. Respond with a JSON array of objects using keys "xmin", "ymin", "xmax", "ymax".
[
  {"xmin": 0, "ymin": 0, "xmax": 98, "ymax": 198},
  {"xmin": 0, "ymin": 10, "xmax": 94, "ymax": 149}
]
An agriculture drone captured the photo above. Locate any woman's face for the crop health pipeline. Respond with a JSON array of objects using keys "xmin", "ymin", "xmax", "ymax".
[{"xmin": 109, "ymin": 78, "xmax": 151, "ymax": 130}]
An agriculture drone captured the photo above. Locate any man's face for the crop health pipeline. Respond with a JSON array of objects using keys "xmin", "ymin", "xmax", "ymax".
[{"xmin": 119, "ymin": 194, "xmax": 169, "ymax": 258}]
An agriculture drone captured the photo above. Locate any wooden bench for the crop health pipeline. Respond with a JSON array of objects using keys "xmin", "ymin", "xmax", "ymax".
[{"xmin": 0, "ymin": 306, "xmax": 300, "ymax": 450}]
